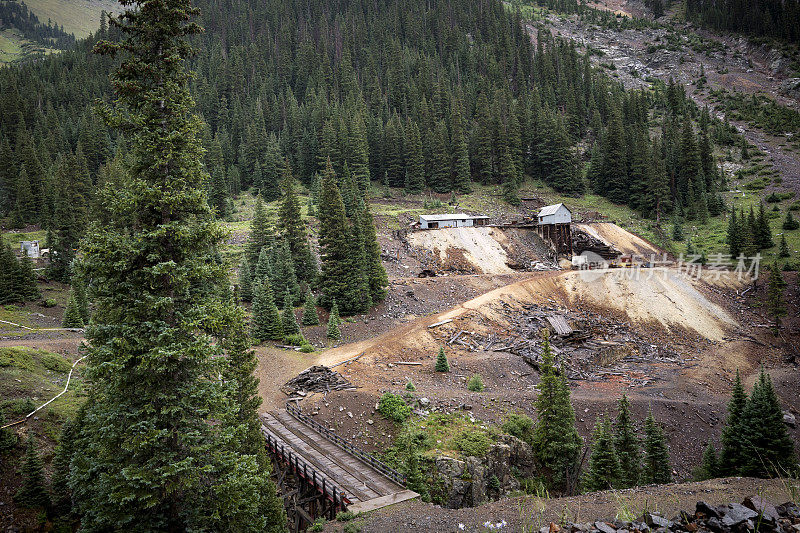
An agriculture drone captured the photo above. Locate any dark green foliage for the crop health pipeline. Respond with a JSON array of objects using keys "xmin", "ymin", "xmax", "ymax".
[
  {"xmin": 501, "ymin": 413, "xmax": 534, "ymax": 445},
  {"xmin": 727, "ymin": 208, "xmax": 742, "ymax": 258},
  {"xmin": 583, "ymin": 417, "xmax": 621, "ymax": 492},
  {"xmin": 779, "ymin": 234, "xmax": 790, "ymax": 258},
  {"xmin": 278, "ymin": 162, "xmax": 316, "ymax": 283},
  {"xmin": 14, "ymin": 436, "xmax": 50, "ymax": 509},
  {"xmin": 247, "ymin": 198, "xmax": 272, "ymax": 269},
  {"xmin": 378, "ymin": 392, "xmax": 411, "ymax": 423},
  {"xmin": 0, "ymin": 412, "xmax": 17, "ymax": 453},
  {"xmin": 72, "ymin": 276, "xmax": 90, "ymax": 325},
  {"xmin": 326, "ymin": 299, "xmax": 341, "ymax": 340},
  {"xmin": 360, "ymin": 203, "xmax": 388, "ymax": 305},
  {"xmin": 672, "ymin": 218, "xmax": 684, "ymax": 241},
  {"xmin": 738, "ymin": 367, "xmax": 797, "ymax": 477},
  {"xmin": 766, "ymin": 262, "xmax": 787, "ymax": 331},
  {"xmin": 531, "ymin": 330, "xmax": 582, "ymax": 494},
  {"xmin": 72, "ymin": 0, "xmax": 285, "ymax": 528},
  {"xmin": 613, "ymin": 394, "xmax": 641, "ymax": 488},
  {"xmin": 301, "ymin": 288, "xmax": 319, "ymax": 326},
  {"xmin": 239, "ymin": 259, "xmax": 253, "ymax": 302},
  {"xmin": 694, "ymin": 441, "xmax": 718, "ymax": 481},
  {"xmin": 642, "ymin": 410, "xmax": 671, "ymax": 485},
  {"xmin": 719, "ymin": 369, "xmax": 748, "ymax": 475},
  {"xmin": 62, "ymin": 290, "xmax": 85, "ymax": 328},
  {"xmin": 272, "ymin": 240, "xmax": 301, "ymax": 308},
  {"xmin": 499, "ymin": 147, "xmax": 520, "ymax": 206},
  {"xmin": 252, "ymin": 280, "xmax": 284, "ymax": 341},
  {"xmin": 435, "ymin": 347, "xmax": 449, "ymax": 372},
  {"xmin": 0, "ymin": 244, "xmax": 39, "ymax": 305},
  {"xmin": 783, "ymin": 211, "xmax": 800, "ymax": 231},
  {"xmin": 281, "ymin": 294, "xmax": 300, "ymax": 336},
  {"xmin": 686, "ymin": 0, "xmax": 799, "ymax": 42},
  {"xmin": 756, "ymin": 204, "xmax": 774, "ymax": 249},
  {"xmin": 51, "ymin": 419, "xmax": 77, "ymax": 517}
]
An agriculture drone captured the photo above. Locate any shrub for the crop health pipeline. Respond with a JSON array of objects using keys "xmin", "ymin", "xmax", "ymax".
[
  {"xmin": 308, "ymin": 518, "xmax": 326, "ymax": 532},
  {"xmin": 40, "ymin": 353, "xmax": 71, "ymax": 373},
  {"xmin": 299, "ymin": 343, "xmax": 315, "ymax": 353},
  {"xmin": 467, "ymin": 374, "xmax": 484, "ymax": 392},
  {"xmin": 283, "ymin": 333, "xmax": 306, "ymax": 346},
  {"xmin": 42, "ymin": 298, "xmax": 57, "ymax": 308},
  {"xmin": 454, "ymin": 429, "xmax": 491, "ymax": 457},
  {"xmin": 378, "ymin": 393, "xmax": 411, "ymax": 423},
  {"xmin": 405, "ymin": 380, "xmax": 416, "ymax": 392},
  {"xmin": 0, "ymin": 348, "xmax": 35, "ymax": 371},
  {"xmin": 336, "ymin": 511, "xmax": 356, "ymax": 522},
  {"xmin": 502, "ymin": 413, "xmax": 535, "ymax": 445}
]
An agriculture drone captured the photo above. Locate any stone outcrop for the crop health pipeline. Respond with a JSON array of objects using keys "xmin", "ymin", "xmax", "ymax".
[{"xmin": 431, "ymin": 434, "xmax": 535, "ymax": 508}]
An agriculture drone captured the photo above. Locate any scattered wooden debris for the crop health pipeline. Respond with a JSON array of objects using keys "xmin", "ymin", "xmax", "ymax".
[
  {"xmin": 428, "ymin": 318, "xmax": 453, "ymax": 328},
  {"xmin": 395, "ymin": 361, "xmax": 422, "ymax": 366},
  {"xmin": 283, "ymin": 366, "xmax": 355, "ymax": 397}
]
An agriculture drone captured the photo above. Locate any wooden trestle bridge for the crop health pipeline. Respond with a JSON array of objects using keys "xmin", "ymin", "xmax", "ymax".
[{"xmin": 261, "ymin": 403, "xmax": 418, "ymax": 530}]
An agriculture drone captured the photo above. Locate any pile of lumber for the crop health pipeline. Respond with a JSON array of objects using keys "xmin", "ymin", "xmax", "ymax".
[{"xmin": 283, "ymin": 366, "xmax": 354, "ymax": 396}]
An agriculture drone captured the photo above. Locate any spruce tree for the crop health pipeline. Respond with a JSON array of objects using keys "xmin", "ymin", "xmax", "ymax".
[
  {"xmin": 247, "ymin": 197, "xmax": 271, "ymax": 268},
  {"xmin": 62, "ymin": 290, "xmax": 85, "ymax": 328},
  {"xmin": 614, "ymin": 394, "xmax": 641, "ymax": 488},
  {"xmin": 51, "ymin": 418, "xmax": 77, "ymax": 517},
  {"xmin": 727, "ymin": 208, "xmax": 742, "ymax": 258},
  {"xmin": 272, "ymin": 240, "xmax": 301, "ymax": 307},
  {"xmin": 783, "ymin": 210, "xmax": 799, "ymax": 231},
  {"xmin": 14, "ymin": 436, "xmax": 50, "ymax": 509},
  {"xmin": 583, "ymin": 417, "xmax": 621, "ymax": 492},
  {"xmin": 301, "ymin": 288, "xmax": 319, "ymax": 326},
  {"xmin": 404, "ymin": 120, "xmax": 425, "ymax": 193},
  {"xmin": 72, "ymin": 275, "xmax": 90, "ymax": 325},
  {"xmin": 766, "ymin": 261, "xmax": 787, "ymax": 332},
  {"xmin": 719, "ymin": 369, "xmax": 748, "ymax": 475},
  {"xmin": 0, "ymin": 411, "xmax": 17, "ymax": 452},
  {"xmin": 531, "ymin": 329, "xmax": 582, "ymax": 493},
  {"xmin": 255, "ymin": 246, "xmax": 272, "ymax": 285},
  {"xmin": 318, "ymin": 159, "xmax": 354, "ymax": 311},
  {"xmin": 435, "ymin": 346, "xmax": 450, "ymax": 372},
  {"xmin": 278, "ymin": 161, "xmax": 316, "ymax": 282},
  {"xmin": 251, "ymin": 280, "xmax": 283, "ymax": 342},
  {"xmin": 74, "ymin": 1, "xmax": 283, "ymax": 526},
  {"xmin": 326, "ymin": 299, "xmax": 341, "ymax": 340},
  {"xmin": 238, "ymin": 258, "xmax": 253, "ymax": 302},
  {"xmin": 642, "ymin": 410, "xmax": 671, "ymax": 484},
  {"xmin": 756, "ymin": 203, "xmax": 774, "ymax": 249},
  {"xmin": 281, "ymin": 294, "xmax": 300, "ymax": 336},
  {"xmin": 360, "ymin": 202, "xmax": 388, "ymax": 305},
  {"xmin": 17, "ymin": 255, "xmax": 40, "ymax": 301},
  {"xmin": 694, "ymin": 441, "xmax": 718, "ymax": 481},
  {"xmin": 500, "ymin": 146, "xmax": 521, "ymax": 206},
  {"xmin": 779, "ymin": 234, "xmax": 790, "ymax": 258},
  {"xmin": 738, "ymin": 367, "xmax": 796, "ymax": 477}
]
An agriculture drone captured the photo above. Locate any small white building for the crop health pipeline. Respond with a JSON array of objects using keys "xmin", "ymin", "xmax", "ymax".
[
  {"xmin": 537, "ymin": 203, "xmax": 571, "ymax": 225},
  {"xmin": 20, "ymin": 240, "xmax": 41, "ymax": 259},
  {"xmin": 418, "ymin": 213, "xmax": 490, "ymax": 229}
]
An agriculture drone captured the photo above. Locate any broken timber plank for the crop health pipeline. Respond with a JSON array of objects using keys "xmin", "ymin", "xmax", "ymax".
[
  {"xmin": 428, "ymin": 318, "xmax": 453, "ymax": 328},
  {"xmin": 546, "ymin": 315, "xmax": 573, "ymax": 336}
]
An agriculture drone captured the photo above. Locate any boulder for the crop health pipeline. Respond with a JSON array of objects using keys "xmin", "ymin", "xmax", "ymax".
[
  {"xmin": 783, "ymin": 411, "xmax": 796, "ymax": 428},
  {"xmin": 696, "ymin": 501, "xmax": 722, "ymax": 519},
  {"xmin": 742, "ymin": 495, "xmax": 780, "ymax": 522},
  {"xmin": 720, "ymin": 503, "xmax": 759, "ymax": 528}
]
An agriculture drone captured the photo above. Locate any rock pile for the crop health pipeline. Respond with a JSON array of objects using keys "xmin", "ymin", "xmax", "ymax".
[{"xmin": 543, "ymin": 497, "xmax": 800, "ymax": 533}]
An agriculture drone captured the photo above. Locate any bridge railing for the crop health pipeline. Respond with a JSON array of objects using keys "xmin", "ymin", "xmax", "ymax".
[
  {"xmin": 262, "ymin": 427, "xmax": 351, "ymax": 511},
  {"xmin": 285, "ymin": 402, "xmax": 407, "ymax": 486}
]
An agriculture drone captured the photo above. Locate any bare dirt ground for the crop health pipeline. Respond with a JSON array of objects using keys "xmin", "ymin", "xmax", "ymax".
[
  {"xmin": 324, "ymin": 477, "xmax": 798, "ymax": 532},
  {"xmin": 575, "ymin": 223, "xmax": 663, "ymax": 258}
]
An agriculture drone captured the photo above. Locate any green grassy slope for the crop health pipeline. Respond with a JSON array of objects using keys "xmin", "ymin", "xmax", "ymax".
[{"xmin": 23, "ymin": 0, "xmax": 119, "ymax": 38}]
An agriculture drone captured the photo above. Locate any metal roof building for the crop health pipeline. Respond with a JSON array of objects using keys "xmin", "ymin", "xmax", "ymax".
[
  {"xmin": 418, "ymin": 214, "xmax": 489, "ymax": 229},
  {"xmin": 537, "ymin": 203, "xmax": 571, "ymax": 225}
]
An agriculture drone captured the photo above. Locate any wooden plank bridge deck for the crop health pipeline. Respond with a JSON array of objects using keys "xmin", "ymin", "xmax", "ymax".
[{"xmin": 261, "ymin": 408, "xmax": 418, "ymax": 515}]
